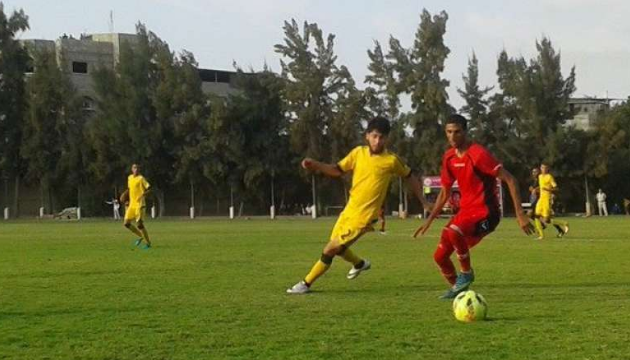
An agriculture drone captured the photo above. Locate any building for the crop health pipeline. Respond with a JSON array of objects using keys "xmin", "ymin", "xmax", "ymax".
[
  {"xmin": 21, "ymin": 33, "xmax": 240, "ymax": 108},
  {"xmin": 566, "ymin": 97, "xmax": 610, "ymax": 131}
]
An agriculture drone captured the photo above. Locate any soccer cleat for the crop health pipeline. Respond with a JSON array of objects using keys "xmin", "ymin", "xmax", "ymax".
[
  {"xmin": 347, "ymin": 259, "xmax": 371, "ymax": 280},
  {"xmin": 379, "ymin": 231, "xmax": 387, "ymax": 235},
  {"xmin": 286, "ymin": 281, "xmax": 310, "ymax": 294},
  {"xmin": 141, "ymin": 243, "xmax": 152, "ymax": 250},
  {"xmin": 133, "ymin": 238, "xmax": 142, "ymax": 247},
  {"xmin": 452, "ymin": 270, "xmax": 475, "ymax": 293},
  {"xmin": 439, "ymin": 287, "xmax": 460, "ymax": 300},
  {"xmin": 536, "ymin": 236, "xmax": 544, "ymax": 240}
]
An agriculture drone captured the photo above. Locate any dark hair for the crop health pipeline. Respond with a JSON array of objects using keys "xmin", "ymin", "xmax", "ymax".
[
  {"xmin": 445, "ymin": 114, "xmax": 468, "ymax": 131},
  {"xmin": 366, "ymin": 116, "xmax": 391, "ymax": 135}
]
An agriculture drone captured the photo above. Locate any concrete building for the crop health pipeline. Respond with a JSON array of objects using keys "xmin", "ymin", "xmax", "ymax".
[
  {"xmin": 22, "ymin": 33, "xmax": 240, "ymax": 108},
  {"xmin": 566, "ymin": 97, "xmax": 610, "ymax": 131}
]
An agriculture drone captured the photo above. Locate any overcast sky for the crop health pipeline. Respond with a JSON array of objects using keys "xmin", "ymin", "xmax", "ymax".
[{"xmin": 5, "ymin": 0, "xmax": 630, "ymax": 108}]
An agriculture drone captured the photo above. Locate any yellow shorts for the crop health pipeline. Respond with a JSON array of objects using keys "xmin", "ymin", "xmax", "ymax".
[
  {"xmin": 124, "ymin": 206, "xmax": 146, "ymax": 223},
  {"xmin": 535, "ymin": 200, "xmax": 551, "ymax": 219},
  {"xmin": 330, "ymin": 217, "xmax": 374, "ymax": 245}
]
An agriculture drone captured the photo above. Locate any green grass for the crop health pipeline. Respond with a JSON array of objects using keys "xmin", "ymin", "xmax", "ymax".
[{"xmin": 1, "ymin": 216, "xmax": 629, "ymax": 360}]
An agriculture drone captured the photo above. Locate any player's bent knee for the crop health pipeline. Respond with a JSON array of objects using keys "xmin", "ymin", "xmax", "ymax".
[
  {"xmin": 320, "ymin": 253, "xmax": 334, "ymax": 265},
  {"xmin": 137, "ymin": 222, "xmax": 145, "ymax": 230},
  {"xmin": 337, "ymin": 244, "xmax": 349, "ymax": 255},
  {"xmin": 433, "ymin": 249, "xmax": 446, "ymax": 265},
  {"xmin": 124, "ymin": 222, "xmax": 131, "ymax": 228}
]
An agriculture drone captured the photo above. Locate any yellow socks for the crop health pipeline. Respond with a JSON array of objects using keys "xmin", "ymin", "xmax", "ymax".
[
  {"xmin": 339, "ymin": 247, "xmax": 362, "ymax": 266},
  {"xmin": 304, "ymin": 254, "xmax": 333, "ymax": 285},
  {"xmin": 534, "ymin": 218, "xmax": 544, "ymax": 238}
]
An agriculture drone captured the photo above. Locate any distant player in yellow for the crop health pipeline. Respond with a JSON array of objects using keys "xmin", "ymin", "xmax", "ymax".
[
  {"xmin": 534, "ymin": 163, "xmax": 569, "ymax": 239},
  {"xmin": 286, "ymin": 117, "xmax": 431, "ymax": 294},
  {"xmin": 120, "ymin": 163, "xmax": 152, "ymax": 249}
]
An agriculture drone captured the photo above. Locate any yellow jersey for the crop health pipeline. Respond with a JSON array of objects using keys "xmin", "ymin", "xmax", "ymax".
[
  {"xmin": 538, "ymin": 173, "xmax": 556, "ymax": 203},
  {"xmin": 337, "ymin": 146, "xmax": 411, "ymax": 227},
  {"xmin": 128, "ymin": 174, "xmax": 150, "ymax": 208}
]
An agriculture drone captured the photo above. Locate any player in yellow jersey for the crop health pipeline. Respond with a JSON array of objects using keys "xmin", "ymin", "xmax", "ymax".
[
  {"xmin": 534, "ymin": 163, "xmax": 569, "ymax": 239},
  {"xmin": 120, "ymin": 163, "xmax": 152, "ymax": 249},
  {"xmin": 287, "ymin": 117, "xmax": 431, "ymax": 294}
]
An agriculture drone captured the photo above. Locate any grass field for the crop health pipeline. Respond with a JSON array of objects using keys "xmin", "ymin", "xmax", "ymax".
[{"xmin": 1, "ymin": 216, "xmax": 629, "ymax": 360}]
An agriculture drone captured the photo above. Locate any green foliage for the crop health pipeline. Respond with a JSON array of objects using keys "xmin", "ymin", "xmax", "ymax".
[
  {"xmin": 487, "ymin": 38, "xmax": 579, "ymax": 207},
  {"xmin": 6, "ymin": 7, "xmax": 630, "ymax": 215},
  {"xmin": 0, "ymin": 3, "xmax": 29, "ymax": 208},
  {"xmin": 20, "ymin": 48, "xmax": 80, "ymax": 212},
  {"xmin": 398, "ymin": 10, "xmax": 453, "ymax": 174},
  {"xmin": 458, "ymin": 52, "xmax": 493, "ymax": 143},
  {"xmin": 275, "ymin": 19, "xmax": 360, "ymax": 163},
  {"xmin": 365, "ymin": 40, "xmax": 401, "ymax": 120}
]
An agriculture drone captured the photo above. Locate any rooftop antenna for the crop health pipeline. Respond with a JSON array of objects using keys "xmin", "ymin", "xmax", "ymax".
[{"xmin": 109, "ymin": 10, "xmax": 114, "ymax": 33}]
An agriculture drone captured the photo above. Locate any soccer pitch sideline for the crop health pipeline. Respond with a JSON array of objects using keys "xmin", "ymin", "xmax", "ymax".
[{"xmin": 1, "ymin": 216, "xmax": 629, "ymax": 360}]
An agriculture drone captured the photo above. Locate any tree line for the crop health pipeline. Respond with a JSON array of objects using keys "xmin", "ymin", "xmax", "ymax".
[{"xmin": 1, "ymin": 4, "xmax": 628, "ymax": 217}]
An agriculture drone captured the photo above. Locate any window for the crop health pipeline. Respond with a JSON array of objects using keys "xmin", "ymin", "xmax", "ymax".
[
  {"xmin": 216, "ymin": 71, "xmax": 230, "ymax": 83},
  {"xmin": 25, "ymin": 56, "xmax": 35, "ymax": 73},
  {"xmin": 199, "ymin": 69, "xmax": 215, "ymax": 82},
  {"xmin": 72, "ymin": 61, "xmax": 88, "ymax": 74},
  {"xmin": 81, "ymin": 96, "xmax": 95, "ymax": 111},
  {"xmin": 198, "ymin": 69, "xmax": 232, "ymax": 83}
]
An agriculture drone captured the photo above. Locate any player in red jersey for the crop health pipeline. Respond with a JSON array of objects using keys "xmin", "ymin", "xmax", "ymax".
[{"xmin": 414, "ymin": 114, "xmax": 534, "ymax": 299}]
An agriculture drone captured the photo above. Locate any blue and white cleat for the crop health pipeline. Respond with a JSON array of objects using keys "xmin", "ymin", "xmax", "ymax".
[
  {"xmin": 439, "ymin": 287, "xmax": 460, "ymax": 300},
  {"xmin": 452, "ymin": 269, "xmax": 475, "ymax": 293}
]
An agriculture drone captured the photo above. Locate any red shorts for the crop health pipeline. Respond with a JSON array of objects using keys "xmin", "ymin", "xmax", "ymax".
[{"xmin": 446, "ymin": 207, "xmax": 500, "ymax": 248}]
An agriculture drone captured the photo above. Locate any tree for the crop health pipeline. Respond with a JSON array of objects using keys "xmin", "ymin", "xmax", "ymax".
[
  {"xmin": 0, "ymin": 3, "xmax": 29, "ymax": 215},
  {"xmin": 458, "ymin": 52, "xmax": 493, "ymax": 143},
  {"xmin": 275, "ymin": 19, "xmax": 357, "ymax": 214},
  {"xmin": 365, "ymin": 40, "xmax": 401, "ymax": 121},
  {"xmin": 488, "ymin": 39, "xmax": 578, "ymax": 211},
  {"xmin": 406, "ymin": 9, "xmax": 452, "ymax": 174},
  {"xmin": 585, "ymin": 102, "xmax": 630, "ymax": 205},
  {"xmin": 170, "ymin": 51, "xmax": 210, "ymax": 213},
  {"xmin": 89, "ymin": 23, "xmax": 179, "ymax": 216},
  {"xmin": 21, "ymin": 48, "xmax": 79, "ymax": 213}
]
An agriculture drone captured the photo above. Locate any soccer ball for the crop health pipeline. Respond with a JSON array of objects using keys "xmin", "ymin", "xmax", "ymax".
[{"xmin": 452, "ymin": 290, "xmax": 488, "ymax": 322}]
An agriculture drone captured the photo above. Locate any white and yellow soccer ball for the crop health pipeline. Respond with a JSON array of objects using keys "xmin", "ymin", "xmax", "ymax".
[{"xmin": 453, "ymin": 290, "xmax": 488, "ymax": 322}]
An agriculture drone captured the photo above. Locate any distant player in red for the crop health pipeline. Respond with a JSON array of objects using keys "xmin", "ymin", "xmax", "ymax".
[{"xmin": 414, "ymin": 114, "xmax": 534, "ymax": 299}]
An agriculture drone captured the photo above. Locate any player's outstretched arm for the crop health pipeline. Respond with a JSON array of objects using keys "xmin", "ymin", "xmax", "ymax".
[
  {"xmin": 301, "ymin": 158, "xmax": 344, "ymax": 178},
  {"xmin": 497, "ymin": 168, "xmax": 535, "ymax": 235},
  {"xmin": 413, "ymin": 186, "xmax": 450, "ymax": 238}
]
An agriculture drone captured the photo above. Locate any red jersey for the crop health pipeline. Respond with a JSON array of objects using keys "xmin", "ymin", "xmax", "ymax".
[{"xmin": 440, "ymin": 143, "xmax": 502, "ymax": 212}]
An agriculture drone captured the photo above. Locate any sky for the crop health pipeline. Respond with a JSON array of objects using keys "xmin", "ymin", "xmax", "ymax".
[{"xmin": 5, "ymin": 0, "xmax": 630, "ymax": 108}]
